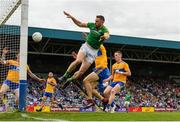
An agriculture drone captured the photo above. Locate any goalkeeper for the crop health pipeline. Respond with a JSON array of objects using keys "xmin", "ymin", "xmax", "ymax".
[{"xmin": 0, "ymin": 47, "xmax": 45, "ymax": 109}]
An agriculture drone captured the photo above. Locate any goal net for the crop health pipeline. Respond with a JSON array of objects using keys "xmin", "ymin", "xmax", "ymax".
[{"xmin": 0, "ymin": 0, "xmax": 28, "ymax": 112}]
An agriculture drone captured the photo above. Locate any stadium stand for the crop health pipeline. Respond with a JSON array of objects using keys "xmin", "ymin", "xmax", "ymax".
[
  {"xmin": 0, "ymin": 25, "xmax": 180, "ymax": 112},
  {"xmin": 24, "ymin": 77, "xmax": 180, "ymax": 110}
]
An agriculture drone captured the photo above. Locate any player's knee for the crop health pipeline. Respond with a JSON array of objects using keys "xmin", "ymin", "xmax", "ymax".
[
  {"xmin": 74, "ymin": 59, "xmax": 82, "ymax": 65},
  {"xmin": 103, "ymin": 91, "xmax": 109, "ymax": 97},
  {"xmin": 43, "ymin": 97, "xmax": 47, "ymax": 101},
  {"xmin": 73, "ymin": 71, "xmax": 83, "ymax": 78},
  {"xmin": 83, "ymin": 79, "xmax": 86, "ymax": 84},
  {"xmin": 78, "ymin": 71, "xmax": 84, "ymax": 76},
  {"xmin": 83, "ymin": 79, "xmax": 89, "ymax": 85},
  {"xmin": 103, "ymin": 93, "xmax": 107, "ymax": 98}
]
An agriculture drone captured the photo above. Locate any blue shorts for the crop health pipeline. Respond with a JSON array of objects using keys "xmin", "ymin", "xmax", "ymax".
[
  {"xmin": 109, "ymin": 81, "xmax": 125, "ymax": 91},
  {"xmin": 3, "ymin": 80, "xmax": 19, "ymax": 90},
  {"xmin": 94, "ymin": 68, "xmax": 110, "ymax": 92},
  {"xmin": 44, "ymin": 92, "xmax": 53, "ymax": 97}
]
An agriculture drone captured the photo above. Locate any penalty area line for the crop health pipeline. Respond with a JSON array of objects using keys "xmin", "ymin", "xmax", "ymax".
[{"xmin": 21, "ymin": 113, "xmax": 68, "ymax": 121}]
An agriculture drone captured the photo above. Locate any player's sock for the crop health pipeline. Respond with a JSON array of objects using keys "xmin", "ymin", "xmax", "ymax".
[
  {"xmin": 126, "ymin": 107, "xmax": 129, "ymax": 113},
  {"xmin": 64, "ymin": 71, "xmax": 71, "ymax": 78},
  {"xmin": 106, "ymin": 104, "xmax": 110, "ymax": 109},
  {"xmin": 14, "ymin": 104, "xmax": 18, "ymax": 109},
  {"xmin": 67, "ymin": 76, "xmax": 76, "ymax": 82},
  {"xmin": 59, "ymin": 71, "xmax": 71, "ymax": 82},
  {"xmin": 13, "ymin": 104, "xmax": 20, "ymax": 112},
  {"xmin": 111, "ymin": 101, "xmax": 115, "ymax": 107},
  {"xmin": 110, "ymin": 101, "xmax": 116, "ymax": 113},
  {"xmin": 105, "ymin": 104, "xmax": 111, "ymax": 112}
]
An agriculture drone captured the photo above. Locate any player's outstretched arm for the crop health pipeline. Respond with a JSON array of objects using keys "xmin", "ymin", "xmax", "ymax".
[
  {"xmin": 27, "ymin": 69, "xmax": 46, "ymax": 82},
  {"xmin": 63, "ymin": 11, "xmax": 87, "ymax": 27},
  {"xmin": 103, "ymin": 75, "xmax": 113, "ymax": 83},
  {"xmin": 82, "ymin": 32, "xmax": 88, "ymax": 39},
  {"xmin": 0, "ymin": 47, "xmax": 9, "ymax": 65}
]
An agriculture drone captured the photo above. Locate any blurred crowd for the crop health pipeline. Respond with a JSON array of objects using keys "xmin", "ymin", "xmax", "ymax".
[
  {"xmin": 26, "ymin": 79, "xmax": 86, "ymax": 107},
  {"xmin": 1, "ymin": 77, "xmax": 180, "ymax": 110},
  {"xmin": 128, "ymin": 77, "xmax": 180, "ymax": 109}
]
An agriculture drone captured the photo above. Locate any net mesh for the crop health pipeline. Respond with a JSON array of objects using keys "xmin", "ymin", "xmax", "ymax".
[{"xmin": 0, "ymin": 0, "xmax": 21, "ymax": 112}]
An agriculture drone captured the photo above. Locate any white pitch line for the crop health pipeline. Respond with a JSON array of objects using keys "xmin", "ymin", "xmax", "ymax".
[{"xmin": 21, "ymin": 113, "xmax": 68, "ymax": 122}]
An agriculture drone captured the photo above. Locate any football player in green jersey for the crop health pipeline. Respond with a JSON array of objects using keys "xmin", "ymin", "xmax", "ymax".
[{"xmin": 59, "ymin": 11, "xmax": 110, "ymax": 83}]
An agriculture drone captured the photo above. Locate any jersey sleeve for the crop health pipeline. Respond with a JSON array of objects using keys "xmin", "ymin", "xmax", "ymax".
[
  {"xmin": 102, "ymin": 26, "xmax": 109, "ymax": 33},
  {"xmin": 87, "ymin": 22, "xmax": 94, "ymax": 29},
  {"xmin": 124, "ymin": 63, "xmax": 130, "ymax": 72},
  {"xmin": 53, "ymin": 78, "xmax": 57, "ymax": 84},
  {"xmin": 50, "ymin": 78, "xmax": 57, "ymax": 86},
  {"xmin": 111, "ymin": 64, "xmax": 115, "ymax": 76}
]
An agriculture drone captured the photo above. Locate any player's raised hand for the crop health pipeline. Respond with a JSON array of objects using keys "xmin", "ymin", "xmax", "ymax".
[
  {"xmin": 63, "ymin": 11, "xmax": 72, "ymax": 18},
  {"xmin": 71, "ymin": 51, "xmax": 77, "ymax": 59},
  {"xmin": 100, "ymin": 35, "xmax": 106, "ymax": 41},
  {"xmin": 2, "ymin": 47, "xmax": 9, "ymax": 54},
  {"xmin": 99, "ymin": 33, "xmax": 110, "ymax": 41}
]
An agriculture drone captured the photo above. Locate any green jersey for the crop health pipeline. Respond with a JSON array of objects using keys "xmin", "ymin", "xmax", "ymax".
[
  {"xmin": 86, "ymin": 22, "xmax": 109, "ymax": 49},
  {"xmin": 125, "ymin": 94, "xmax": 131, "ymax": 102}
]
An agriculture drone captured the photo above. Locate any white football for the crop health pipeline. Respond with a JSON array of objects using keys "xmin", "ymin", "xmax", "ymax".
[{"xmin": 32, "ymin": 32, "xmax": 42, "ymax": 42}]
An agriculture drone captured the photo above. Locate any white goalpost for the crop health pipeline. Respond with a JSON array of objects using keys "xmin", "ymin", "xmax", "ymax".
[
  {"xmin": 0, "ymin": 0, "xmax": 28, "ymax": 111},
  {"xmin": 19, "ymin": 0, "xmax": 28, "ymax": 111}
]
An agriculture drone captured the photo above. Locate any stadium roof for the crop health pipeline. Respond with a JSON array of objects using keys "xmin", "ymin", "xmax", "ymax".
[
  {"xmin": 29, "ymin": 27, "xmax": 180, "ymax": 50},
  {"xmin": 1, "ymin": 25, "xmax": 180, "ymax": 49}
]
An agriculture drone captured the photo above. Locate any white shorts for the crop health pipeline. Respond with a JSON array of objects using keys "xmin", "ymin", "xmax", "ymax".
[
  {"xmin": 80, "ymin": 43, "xmax": 98, "ymax": 64},
  {"xmin": 124, "ymin": 101, "xmax": 130, "ymax": 106}
]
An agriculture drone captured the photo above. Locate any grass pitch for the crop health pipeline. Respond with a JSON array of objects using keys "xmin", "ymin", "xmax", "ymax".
[{"xmin": 0, "ymin": 112, "xmax": 180, "ymax": 121}]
